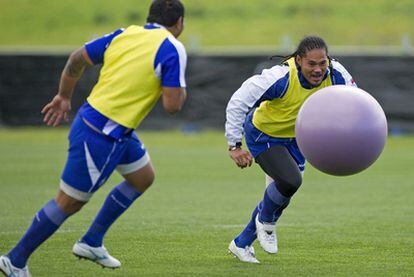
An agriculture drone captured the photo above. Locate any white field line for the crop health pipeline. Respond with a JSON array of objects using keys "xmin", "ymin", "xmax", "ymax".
[
  {"xmin": 0, "ymin": 228, "xmax": 82, "ymax": 235},
  {"xmin": 0, "ymin": 222, "xmax": 333, "ymax": 235}
]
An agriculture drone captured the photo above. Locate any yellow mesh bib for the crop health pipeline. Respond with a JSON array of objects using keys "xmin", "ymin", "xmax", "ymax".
[
  {"xmin": 87, "ymin": 25, "xmax": 170, "ymax": 128},
  {"xmin": 252, "ymin": 57, "xmax": 332, "ymax": 138}
]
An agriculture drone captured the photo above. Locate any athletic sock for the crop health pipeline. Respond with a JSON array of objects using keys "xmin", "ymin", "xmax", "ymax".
[
  {"xmin": 8, "ymin": 200, "xmax": 68, "ymax": 268},
  {"xmin": 81, "ymin": 181, "xmax": 142, "ymax": 247},
  {"xmin": 259, "ymin": 181, "xmax": 290, "ymax": 223},
  {"xmin": 234, "ymin": 205, "xmax": 259, "ymax": 248},
  {"xmin": 273, "ymin": 200, "xmax": 290, "ymax": 222}
]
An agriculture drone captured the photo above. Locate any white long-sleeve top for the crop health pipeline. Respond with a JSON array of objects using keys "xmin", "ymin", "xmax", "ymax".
[{"xmin": 225, "ymin": 60, "xmax": 356, "ymax": 146}]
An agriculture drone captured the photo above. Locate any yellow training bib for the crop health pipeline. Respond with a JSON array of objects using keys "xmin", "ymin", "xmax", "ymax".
[
  {"xmin": 87, "ymin": 25, "xmax": 170, "ymax": 128},
  {"xmin": 252, "ymin": 57, "xmax": 332, "ymax": 138}
]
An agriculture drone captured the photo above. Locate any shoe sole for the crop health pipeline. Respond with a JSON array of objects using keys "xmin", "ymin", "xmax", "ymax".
[{"xmin": 73, "ymin": 253, "xmax": 120, "ymax": 269}]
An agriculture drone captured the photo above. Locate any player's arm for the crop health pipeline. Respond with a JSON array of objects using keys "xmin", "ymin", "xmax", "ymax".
[
  {"xmin": 41, "ymin": 47, "xmax": 93, "ymax": 126},
  {"xmin": 162, "ymin": 87, "xmax": 187, "ymax": 114},
  {"xmin": 331, "ymin": 60, "xmax": 358, "ymax": 87},
  {"xmin": 41, "ymin": 28, "xmax": 124, "ymax": 127},
  {"xmin": 157, "ymin": 36, "xmax": 188, "ymax": 115},
  {"xmin": 225, "ymin": 66, "xmax": 289, "ymax": 169},
  {"xmin": 225, "ymin": 86, "xmax": 255, "ymax": 169},
  {"xmin": 59, "ymin": 47, "xmax": 93, "ymax": 99}
]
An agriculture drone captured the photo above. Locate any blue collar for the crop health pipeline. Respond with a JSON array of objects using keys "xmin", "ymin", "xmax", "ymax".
[{"xmin": 144, "ymin": 22, "xmax": 166, "ymax": 30}]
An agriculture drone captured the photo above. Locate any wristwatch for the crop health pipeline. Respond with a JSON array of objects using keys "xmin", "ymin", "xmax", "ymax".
[{"xmin": 228, "ymin": 142, "xmax": 242, "ymax": 151}]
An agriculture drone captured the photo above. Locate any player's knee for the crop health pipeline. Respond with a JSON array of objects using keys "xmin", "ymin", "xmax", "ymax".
[
  {"xmin": 64, "ymin": 201, "xmax": 85, "ymax": 215},
  {"xmin": 140, "ymin": 165, "xmax": 155, "ymax": 188},
  {"xmin": 277, "ymin": 173, "xmax": 302, "ymax": 197},
  {"xmin": 56, "ymin": 197, "xmax": 86, "ymax": 215},
  {"xmin": 55, "ymin": 189, "xmax": 87, "ymax": 215},
  {"xmin": 144, "ymin": 169, "xmax": 155, "ymax": 187},
  {"xmin": 125, "ymin": 167, "xmax": 155, "ymax": 192}
]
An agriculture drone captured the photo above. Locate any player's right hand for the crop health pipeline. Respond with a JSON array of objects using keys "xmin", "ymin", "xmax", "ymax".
[
  {"xmin": 229, "ymin": 148, "xmax": 253, "ymax": 169},
  {"xmin": 41, "ymin": 94, "xmax": 71, "ymax": 127}
]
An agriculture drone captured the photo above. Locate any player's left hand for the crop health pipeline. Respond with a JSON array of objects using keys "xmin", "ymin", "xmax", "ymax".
[
  {"xmin": 41, "ymin": 94, "xmax": 71, "ymax": 127},
  {"xmin": 229, "ymin": 148, "xmax": 253, "ymax": 169}
]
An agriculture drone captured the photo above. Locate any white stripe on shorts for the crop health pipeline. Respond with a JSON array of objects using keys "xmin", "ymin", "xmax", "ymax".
[
  {"xmin": 116, "ymin": 152, "xmax": 150, "ymax": 175},
  {"xmin": 60, "ymin": 180, "xmax": 93, "ymax": 202}
]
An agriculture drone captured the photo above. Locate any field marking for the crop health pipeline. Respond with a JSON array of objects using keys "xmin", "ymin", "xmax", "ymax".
[
  {"xmin": 211, "ymin": 223, "xmax": 297, "ymax": 229},
  {"xmin": 0, "ymin": 228, "xmax": 82, "ymax": 235},
  {"xmin": 0, "ymin": 222, "xmax": 335, "ymax": 235}
]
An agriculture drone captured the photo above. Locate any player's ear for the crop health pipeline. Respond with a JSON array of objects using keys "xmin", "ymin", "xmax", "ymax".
[
  {"xmin": 177, "ymin": 16, "xmax": 184, "ymax": 30},
  {"xmin": 173, "ymin": 16, "xmax": 184, "ymax": 38},
  {"xmin": 295, "ymin": 55, "xmax": 302, "ymax": 65},
  {"xmin": 178, "ymin": 16, "xmax": 184, "ymax": 24}
]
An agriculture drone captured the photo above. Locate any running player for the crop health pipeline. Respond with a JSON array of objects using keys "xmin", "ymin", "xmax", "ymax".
[
  {"xmin": 225, "ymin": 36, "xmax": 357, "ymax": 263},
  {"xmin": 0, "ymin": 0, "xmax": 186, "ymax": 275}
]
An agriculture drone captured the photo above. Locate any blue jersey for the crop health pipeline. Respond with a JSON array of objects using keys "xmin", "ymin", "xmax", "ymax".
[
  {"xmin": 60, "ymin": 24, "xmax": 187, "ymax": 198},
  {"xmin": 81, "ymin": 23, "xmax": 187, "ymax": 139}
]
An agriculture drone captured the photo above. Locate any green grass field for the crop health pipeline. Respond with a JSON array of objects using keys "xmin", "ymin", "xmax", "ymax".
[
  {"xmin": 1, "ymin": 0, "xmax": 414, "ymax": 48},
  {"xmin": 0, "ymin": 128, "xmax": 413, "ymax": 276}
]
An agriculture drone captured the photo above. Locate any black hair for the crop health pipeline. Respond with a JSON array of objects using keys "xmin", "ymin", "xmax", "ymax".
[
  {"xmin": 272, "ymin": 36, "xmax": 329, "ymax": 63},
  {"xmin": 146, "ymin": 0, "xmax": 185, "ymax": 27}
]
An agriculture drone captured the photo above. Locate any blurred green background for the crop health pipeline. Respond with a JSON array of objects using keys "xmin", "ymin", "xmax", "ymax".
[
  {"xmin": 1, "ymin": 1, "xmax": 413, "ymax": 275},
  {"xmin": 1, "ymin": 0, "xmax": 413, "ymax": 51}
]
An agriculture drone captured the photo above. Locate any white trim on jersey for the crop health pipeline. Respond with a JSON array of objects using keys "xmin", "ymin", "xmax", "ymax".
[
  {"xmin": 167, "ymin": 35, "xmax": 187, "ymax": 87},
  {"xmin": 225, "ymin": 65, "xmax": 290, "ymax": 146},
  {"xmin": 154, "ymin": 62, "xmax": 162, "ymax": 80}
]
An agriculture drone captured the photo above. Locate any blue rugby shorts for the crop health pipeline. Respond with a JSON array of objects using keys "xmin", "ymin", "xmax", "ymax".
[
  {"xmin": 60, "ymin": 114, "xmax": 149, "ymax": 201},
  {"xmin": 244, "ymin": 111, "xmax": 305, "ymax": 172}
]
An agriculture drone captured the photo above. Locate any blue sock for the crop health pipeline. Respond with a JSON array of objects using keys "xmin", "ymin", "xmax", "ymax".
[
  {"xmin": 259, "ymin": 182, "xmax": 290, "ymax": 223},
  {"xmin": 234, "ymin": 205, "xmax": 259, "ymax": 248},
  {"xmin": 82, "ymin": 181, "xmax": 142, "ymax": 247},
  {"xmin": 273, "ymin": 200, "xmax": 290, "ymax": 222},
  {"xmin": 8, "ymin": 200, "xmax": 68, "ymax": 268}
]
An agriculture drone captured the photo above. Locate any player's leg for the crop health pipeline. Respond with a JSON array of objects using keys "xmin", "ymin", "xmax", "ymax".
[
  {"xmin": 60, "ymin": 114, "xmax": 133, "ymax": 268},
  {"xmin": 257, "ymin": 144, "xmax": 304, "ymax": 221},
  {"xmin": 0, "ymin": 115, "xmax": 99, "ymax": 273},
  {"xmin": 1, "ymin": 190, "xmax": 86, "ymax": 275},
  {"xmin": 79, "ymin": 163, "xmax": 154, "ymax": 248},
  {"xmin": 254, "ymin": 145, "xmax": 302, "ymax": 253},
  {"xmin": 232, "ymin": 174, "xmax": 282, "ymax": 250},
  {"xmin": 256, "ymin": 145, "xmax": 301, "ymax": 222},
  {"xmin": 228, "ymin": 205, "xmax": 260, "ymax": 263},
  {"xmin": 75, "ymin": 133, "xmax": 153, "ymax": 267},
  {"xmin": 228, "ymin": 112, "xmax": 265, "ymax": 263}
]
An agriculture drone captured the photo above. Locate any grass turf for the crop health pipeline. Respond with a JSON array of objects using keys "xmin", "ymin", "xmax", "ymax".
[
  {"xmin": 1, "ymin": 0, "xmax": 414, "ymax": 48},
  {"xmin": 0, "ymin": 128, "xmax": 413, "ymax": 276}
]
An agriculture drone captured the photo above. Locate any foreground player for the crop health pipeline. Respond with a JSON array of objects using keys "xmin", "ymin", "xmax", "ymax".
[
  {"xmin": 225, "ymin": 36, "xmax": 357, "ymax": 263},
  {"xmin": 0, "ymin": 0, "xmax": 187, "ymax": 275}
]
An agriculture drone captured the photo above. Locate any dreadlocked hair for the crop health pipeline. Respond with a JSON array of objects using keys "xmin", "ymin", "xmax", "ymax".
[{"xmin": 271, "ymin": 36, "xmax": 330, "ymax": 64}]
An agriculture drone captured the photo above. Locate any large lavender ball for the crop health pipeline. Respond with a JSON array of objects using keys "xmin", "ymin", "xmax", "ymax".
[{"xmin": 295, "ymin": 85, "xmax": 387, "ymax": 176}]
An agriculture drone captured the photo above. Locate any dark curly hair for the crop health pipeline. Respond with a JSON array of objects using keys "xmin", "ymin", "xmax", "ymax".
[{"xmin": 146, "ymin": 0, "xmax": 185, "ymax": 27}]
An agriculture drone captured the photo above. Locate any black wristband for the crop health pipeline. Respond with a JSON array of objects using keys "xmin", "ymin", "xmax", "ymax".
[{"xmin": 228, "ymin": 142, "xmax": 242, "ymax": 151}]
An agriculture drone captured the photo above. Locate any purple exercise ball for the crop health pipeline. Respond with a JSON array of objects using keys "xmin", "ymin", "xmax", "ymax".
[{"xmin": 295, "ymin": 85, "xmax": 387, "ymax": 176}]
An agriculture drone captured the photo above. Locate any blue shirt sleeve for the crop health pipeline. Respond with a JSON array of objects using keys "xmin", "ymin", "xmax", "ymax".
[
  {"xmin": 154, "ymin": 38, "xmax": 186, "ymax": 87},
  {"xmin": 84, "ymin": 28, "xmax": 124, "ymax": 64},
  {"xmin": 253, "ymin": 72, "xmax": 290, "ymax": 107}
]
